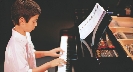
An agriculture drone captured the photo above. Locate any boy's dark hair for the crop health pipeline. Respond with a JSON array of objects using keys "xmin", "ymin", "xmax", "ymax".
[{"xmin": 11, "ymin": 0, "xmax": 41, "ymax": 25}]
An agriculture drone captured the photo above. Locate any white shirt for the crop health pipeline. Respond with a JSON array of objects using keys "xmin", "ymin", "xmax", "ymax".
[{"xmin": 4, "ymin": 28, "xmax": 36, "ymax": 72}]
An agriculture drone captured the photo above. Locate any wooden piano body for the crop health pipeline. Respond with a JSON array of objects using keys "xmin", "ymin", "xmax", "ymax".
[{"xmin": 109, "ymin": 17, "xmax": 133, "ymax": 60}]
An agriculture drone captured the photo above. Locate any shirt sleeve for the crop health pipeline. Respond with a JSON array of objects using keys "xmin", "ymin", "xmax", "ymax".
[
  {"xmin": 6, "ymin": 44, "xmax": 33, "ymax": 72},
  {"xmin": 26, "ymin": 32, "xmax": 36, "ymax": 52}
]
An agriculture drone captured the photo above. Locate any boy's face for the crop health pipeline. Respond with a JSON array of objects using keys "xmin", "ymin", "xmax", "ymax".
[{"xmin": 20, "ymin": 15, "xmax": 39, "ymax": 32}]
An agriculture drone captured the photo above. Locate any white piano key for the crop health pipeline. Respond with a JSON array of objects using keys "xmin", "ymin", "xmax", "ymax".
[{"xmin": 58, "ymin": 36, "xmax": 68, "ymax": 72}]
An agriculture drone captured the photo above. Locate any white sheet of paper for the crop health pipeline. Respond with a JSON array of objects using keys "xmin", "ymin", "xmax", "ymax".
[
  {"xmin": 58, "ymin": 36, "xmax": 68, "ymax": 72},
  {"xmin": 78, "ymin": 3, "xmax": 106, "ymax": 39}
]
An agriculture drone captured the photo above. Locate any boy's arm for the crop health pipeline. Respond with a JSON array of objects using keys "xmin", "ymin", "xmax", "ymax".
[
  {"xmin": 32, "ymin": 62, "xmax": 51, "ymax": 72},
  {"xmin": 32, "ymin": 57, "xmax": 66, "ymax": 72},
  {"xmin": 32, "ymin": 58, "xmax": 66, "ymax": 72},
  {"xmin": 34, "ymin": 48, "xmax": 64, "ymax": 58},
  {"xmin": 34, "ymin": 51, "xmax": 50, "ymax": 58}
]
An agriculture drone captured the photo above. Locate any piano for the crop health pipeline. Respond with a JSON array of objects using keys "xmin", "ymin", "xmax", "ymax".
[{"xmin": 56, "ymin": 3, "xmax": 133, "ymax": 72}]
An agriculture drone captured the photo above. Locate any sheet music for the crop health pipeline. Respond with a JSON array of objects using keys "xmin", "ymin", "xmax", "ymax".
[
  {"xmin": 91, "ymin": 11, "xmax": 106, "ymax": 45},
  {"xmin": 58, "ymin": 36, "xmax": 68, "ymax": 72},
  {"xmin": 78, "ymin": 3, "xmax": 106, "ymax": 39}
]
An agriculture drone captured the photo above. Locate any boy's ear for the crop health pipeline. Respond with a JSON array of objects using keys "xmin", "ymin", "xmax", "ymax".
[{"xmin": 19, "ymin": 17, "xmax": 26, "ymax": 25}]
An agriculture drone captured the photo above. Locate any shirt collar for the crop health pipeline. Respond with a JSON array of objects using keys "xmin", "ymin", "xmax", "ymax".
[{"xmin": 12, "ymin": 28, "xmax": 28, "ymax": 45}]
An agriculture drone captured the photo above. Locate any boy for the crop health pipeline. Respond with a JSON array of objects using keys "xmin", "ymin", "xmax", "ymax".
[{"xmin": 4, "ymin": 0, "xmax": 66, "ymax": 72}]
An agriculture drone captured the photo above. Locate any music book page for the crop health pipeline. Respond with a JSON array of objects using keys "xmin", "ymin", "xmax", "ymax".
[{"xmin": 78, "ymin": 3, "xmax": 106, "ymax": 39}]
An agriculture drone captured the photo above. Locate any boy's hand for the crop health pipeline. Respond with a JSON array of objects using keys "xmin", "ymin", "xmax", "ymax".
[
  {"xmin": 48, "ymin": 47, "xmax": 64, "ymax": 57},
  {"xmin": 48, "ymin": 58, "xmax": 66, "ymax": 67}
]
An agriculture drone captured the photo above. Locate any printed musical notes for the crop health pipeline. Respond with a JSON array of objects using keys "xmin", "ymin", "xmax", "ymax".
[{"xmin": 78, "ymin": 3, "xmax": 106, "ymax": 39}]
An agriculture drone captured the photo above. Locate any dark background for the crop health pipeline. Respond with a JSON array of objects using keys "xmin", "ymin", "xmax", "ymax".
[{"xmin": 0, "ymin": 0, "xmax": 133, "ymax": 72}]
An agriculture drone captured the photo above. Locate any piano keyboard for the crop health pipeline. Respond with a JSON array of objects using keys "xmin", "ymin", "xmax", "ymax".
[{"xmin": 58, "ymin": 36, "xmax": 68, "ymax": 72}]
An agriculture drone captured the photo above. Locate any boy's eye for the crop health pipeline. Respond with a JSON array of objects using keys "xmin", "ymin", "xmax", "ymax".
[{"xmin": 33, "ymin": 21, "xmax": 36, "ymax": 23}]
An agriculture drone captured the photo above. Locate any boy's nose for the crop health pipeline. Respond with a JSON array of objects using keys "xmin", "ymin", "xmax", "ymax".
[{"xmin": 35, "ymin": 23, "xmax": 37, "ymax": 26}]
